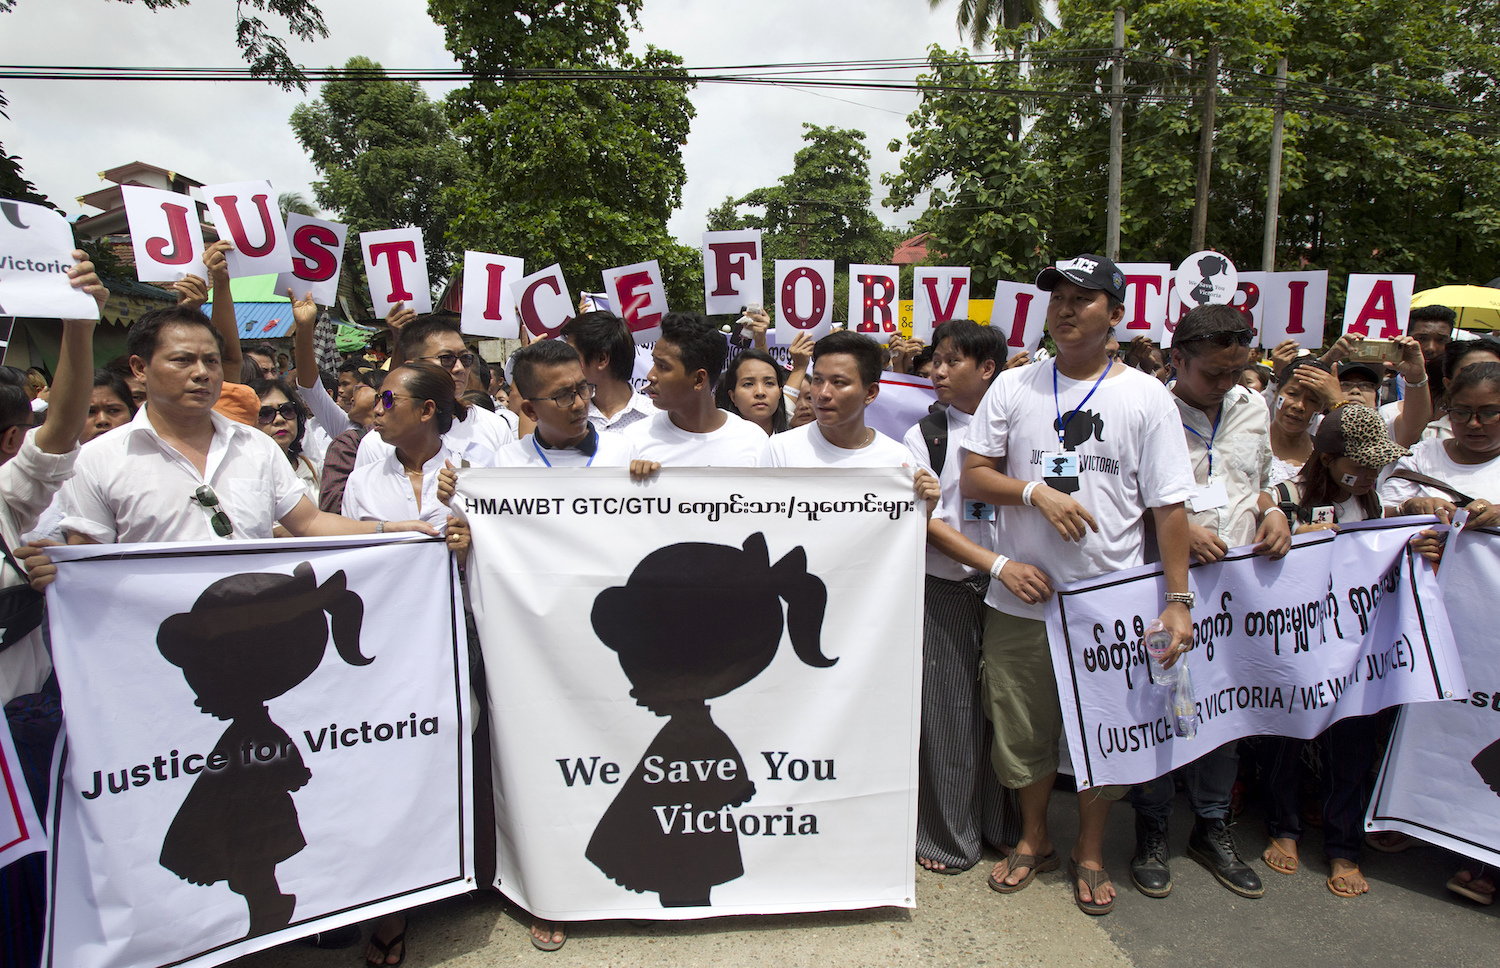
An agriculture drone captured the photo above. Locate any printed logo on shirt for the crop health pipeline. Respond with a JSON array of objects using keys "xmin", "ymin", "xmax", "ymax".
[
  {"xmin": 1054, "ymin": 408, "xmax": 1106, "ymax": 451},
  {"xmin": 1028, "ymin": 450, "xmax": 1122, "ymax": 476}
]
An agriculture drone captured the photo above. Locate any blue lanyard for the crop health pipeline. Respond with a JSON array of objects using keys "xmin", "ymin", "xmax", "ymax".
[
  {"xmin": 1053, "ymin": 362, "xmax": 1111, "ymax": 449},
  {"xmin": 1183, "ymin": 407, "xmax": 1223, "ymax": 477},
  {"xmin": 532, "ymin": 436, "xmax": 595, "ymax": 467}
]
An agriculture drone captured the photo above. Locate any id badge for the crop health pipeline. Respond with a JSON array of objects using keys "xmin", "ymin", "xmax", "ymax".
[
  {"xmin": 1040, "ymin": 451, "xmax": 1080, "ymax": 495},
  {"xmin": 1187, "ymin": 479, "xmax": 1229, "ymax": 512},
  {"xmin": 964, "ymin": 500, "xmax": 995, "ymax": 521},
  {"xmin": 1310, "ymin": 505, "xmax": 1337, "ymax": 525}
]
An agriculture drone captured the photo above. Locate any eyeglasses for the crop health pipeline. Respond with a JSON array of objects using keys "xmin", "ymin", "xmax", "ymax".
[
  {"xmin": 416, "ymin": 352, "xmax": 476, "ymax": 370},
  {"xmin": 257, "ymin": 403, "xmax": 299, "ymax": 424},
  {"xmin": 526, "ymin": 382, "xmax": 595, "ymax": 407},
  {"xmin": 193, "ymin": 485, "xmax": 235, "ymax": 538},
  {"xmin": 378, "ymin": 390, "xmax": 418, "ymax": 411},
  {"xmin": 1448, "ymin": 407, "xmax": 1500, "ymax": 426},
  {"xmin": 1176, "ymin": 329, "xmax": 1257, "ymax": 348}
]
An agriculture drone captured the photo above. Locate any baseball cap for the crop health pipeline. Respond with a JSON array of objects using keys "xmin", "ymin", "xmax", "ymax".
[
  {"xmin": 1035, "ymin": 254, "xmax": 1127, "ymax": 304},
  {"xmin": 1337, "ymin": 360, "xmax": 1382, "ymax": 386},
  {"xmin": 1313, "ymin": 404, "xmax": 1410, "ymax": 468}
]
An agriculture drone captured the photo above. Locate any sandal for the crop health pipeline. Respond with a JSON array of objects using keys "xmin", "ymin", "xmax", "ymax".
[
  {"xmin": 1363, "ymin": 831, "xmax": 1416, "ymax": 853},
  {"xmin": 1067, "ymin": 857, "xmax": 1115, "ymax": 916},
  {"xmin": 530, "ymin": 920, "xmax": 567, "ymax": 952},
  {"xmin": 365, "ymin": 919, "xmax": 407, "ymax": 967},
  {"xmin": 1262, "ymin": 839, "xmax": 1298, "ymax": 875},
  {"xmin": 1326, "ymin": 871, "xmax": 1368, "ymax": 898},
  {"xmin": 987, "ymin": 848, "xmax": 1060, "ymax": 894},
  {"xmin": 1446, "ymin": 870, "xmax": 1495, "ymax": 905}
]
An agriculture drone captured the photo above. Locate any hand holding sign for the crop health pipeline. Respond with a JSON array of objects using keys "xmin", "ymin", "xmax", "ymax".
[{"xmin": 0, "ymin": 201, "xmax": 102, "ymax": 320}]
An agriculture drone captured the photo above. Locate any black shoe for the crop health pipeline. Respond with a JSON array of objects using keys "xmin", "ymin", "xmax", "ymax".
[
  {"xmin": 1130, "ymin": 814, "xmax": 1173, "ymax": 898},
  {"xmin": 300, "ymin": 924, "xmax": 362, "ymax": 949},
  {"xmin": 1187, "ymin": 818, "xmax": 1265, "ymax": 898}
]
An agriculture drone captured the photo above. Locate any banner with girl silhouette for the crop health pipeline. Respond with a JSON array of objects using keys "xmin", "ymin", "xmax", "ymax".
[
  {"xmin": 40, "ymin": 536, "xmax": 473, "ymax": 968},
  {"xmin": 1367, "ymin": 529, "xmax": 1500, "ymax": 867},
  {"xmin": 456, "ymin": 467, "xmax": 925, "ymax": 920}
]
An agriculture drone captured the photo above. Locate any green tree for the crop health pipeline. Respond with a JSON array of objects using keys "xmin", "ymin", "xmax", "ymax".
[
  {"xmin": 278, "ymin": 191, "xmax": 318, "ymax": 218},
  {"xmin": 290, "ymin": 56, "xmax": 470, "ymax": 282},
  {"xmin": 927, "ymin": 0, "xmax": 1051, "ymax": 48},
  {"xmin": 428, "ymin": 1, "xmax": 700, "ymax": 308}
]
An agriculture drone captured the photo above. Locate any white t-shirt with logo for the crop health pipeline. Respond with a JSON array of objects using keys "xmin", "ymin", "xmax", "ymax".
[
  {"xmin": 759, "ymin": 422, "xmax": 910, "ymax": 468},
  {"xmin": 625, "ymin": 409, "xmax": 766, "ymax": 467},
  {"xmin": 961, "ymin": 360, "xmax": 1196, "ymax": 620},
  {"xmin": 1380, "ymin": 437, "xmax": 1500, "ymax": 507},
  {"xmin": 905, "ymin": 406, "xmax": 998, "ymax": 581}
]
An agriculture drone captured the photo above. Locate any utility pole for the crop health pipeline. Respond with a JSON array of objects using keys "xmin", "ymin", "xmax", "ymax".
[
  {"xmin": 1261, "ymin": 57, "xmax": 1288, "ymax": 271},
  {"xmin": 1190, "ymin": 44, "xmax": 1219, "ymax": 252},
  {"xmin": 1106, "ymin": 7, "xmax": 1125, "ymax": 262}
]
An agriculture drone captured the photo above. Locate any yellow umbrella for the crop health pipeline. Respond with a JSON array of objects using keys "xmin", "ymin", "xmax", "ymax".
[{"xmin": 1411, "ymin": 285, "xmax": 1500, "ymax": 331}]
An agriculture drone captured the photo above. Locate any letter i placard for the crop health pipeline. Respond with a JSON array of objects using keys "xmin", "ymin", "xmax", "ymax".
[{"xmin": 460, "ymin": 251, "xmax": 525, "ymax": 338}]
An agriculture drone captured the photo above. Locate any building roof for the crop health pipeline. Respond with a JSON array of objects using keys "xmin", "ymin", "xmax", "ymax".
[
  {"xmin": 97, "ymin": 161, "xmax": 203, "ymax": 189},
  {"xmin": 893, "ymin": 232, "xmax": 931, "ymax": 266},
  {"xmin": 102, "ymin": 277, "xmax": 178, "ymax": 301}
]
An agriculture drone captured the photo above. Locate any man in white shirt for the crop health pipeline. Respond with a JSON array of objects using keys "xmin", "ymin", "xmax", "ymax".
[
  {"xmin": 626, "ymin": 313, "xmax": 765, "ymax": 467},
  {"xmin": 1126, "ymin": 304, "xmax": 1292, "ymax": 902},
  {"xmin": 960, "ymin": 253, "xmax": 1196, "ymax": 916},
  {"xmin": 494, "ymin": 340, "xmax": 637, "ymax": 468},
  {"xmin": 560, "ymin": 311, "xmax": 655, "ymax": 435},
  {"xmin": 901, "ymin": 320, "xmax": 1035, "ymax": 874}
]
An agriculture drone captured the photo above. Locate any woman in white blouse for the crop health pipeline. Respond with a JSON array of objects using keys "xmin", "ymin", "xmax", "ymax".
[{"xmin": 248, "ymin": 377, "xmax": 321, "ymax": 502}]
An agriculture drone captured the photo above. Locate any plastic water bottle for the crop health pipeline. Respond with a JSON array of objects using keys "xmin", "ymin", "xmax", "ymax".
[
  {"xmin": 1170, "ymin": 660, "xmax": 1198, "ymax": 739},
  {"xmin": 1144, "ymin": 620, "xmax": 1173, "ymax": 681}
]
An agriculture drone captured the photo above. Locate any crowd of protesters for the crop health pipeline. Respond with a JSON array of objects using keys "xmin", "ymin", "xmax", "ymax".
[{"xmin": 2, "ymin": 244, "xmax": 1497, "ymax": 966}]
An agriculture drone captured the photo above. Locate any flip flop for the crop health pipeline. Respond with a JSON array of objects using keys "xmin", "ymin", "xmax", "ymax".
[
  {"xmin": 530, "ymin": 921, "xmax": 567, "ymax": 952},
  {"xmin": 1326, "ymin": 872, "xmax": 1368, "ymax": 898},
  {"xmin": 1262, "ymin": 840, "xmax": 1298, "ymax": 875},
  {"xmin": 365, "ymin": 922, "xmax": 406, "ymax": 967},
  {"xmin": 1446, "ymin": 873, "xmax": 1495, "ymax": 905},
  {"xmin": 987, "ymin": 848, "xmax": 1060, "ymax": 894},
  {"xmin": 1364, "ymin": 831, "xmax": 1417, "ymax": 853},
  {"xmin": 1068, "ymin": 857, "xmax": 1115, "ymax": 916}
]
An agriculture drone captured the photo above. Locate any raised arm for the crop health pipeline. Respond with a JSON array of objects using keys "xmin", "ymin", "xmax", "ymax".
[
  {"xmin": 34, "ymin": 254, "xmax": 104, "ymax": 454},
  {"xmin": 290, "ymin": 289, "xmax": 352, "ymax": 436},
  {"xmin": 202, "ymin": 240, "xmax": 243, "ymax": 376}
]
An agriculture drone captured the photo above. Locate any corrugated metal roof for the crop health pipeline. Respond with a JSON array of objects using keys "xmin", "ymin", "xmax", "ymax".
[
  {"xmin": 102, "ymin": 277, "xmax": 178, "ymax": 301},
  {"xmin": 202, "ymin": 302, "xmax": 294, "ymax": 339}
]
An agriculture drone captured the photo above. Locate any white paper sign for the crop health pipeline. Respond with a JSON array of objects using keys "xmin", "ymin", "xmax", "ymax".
[
  {"xmin": 867, "ymin": 372, "xmax": 938, "ymax": 442},
  {"xmin": 773, "ymin": 260, "xmax": 835, "ymax": 345},
  {"xmin": 202, "ymin": 180, "xmax": 294, "ymax": 277},
  {"xmin": 911, "ymin": 268, "xmax": 971, "ymax": 343},
  {"xmin": 460, "ymin": 251, "xmax": 525, "ymax": 339},
  {"xmin": 847, "ymin": 264, "xmax": 901, "ymax": 340},
  {"xmin": 1117, "ymin": 263, "xmax": 1172, "ymax": 343},
  {"xmin": 274, "ymin": 214, "xmax": 347, "ymax": 307},
  {"xmin": 360, "ymin": 227, "xmax": 431, "ymax": 315},
  {"xmin": 0, "ymin": 200, "xmax": 98, "ymax": 319},
  {"xmin": 121, "ymin": 184, "xmax": 206, "ymax": 283},
  {"xmin": 702, "ymin": 230, "xmax": 763, "ymax": 315},
  {"xmin": 1261, "ymin": 270, "xmax": 1329, "ymax": 350},
  {"xmin": 511, "ymin": 264, "xmax": 574, "ymax": 340},
  {"xmin": 603, "ymin": 259, "xmax": 668, "ymax": 344},
  {"xmin": 988, "ymin": 281, "xmax": 1048, "ymax": 356},
  {"xmin": 1344, "ymin": 273, "xmax": 1416, "ymax": 340},
  {"xmin": 1175, "ymin": 250, "xmax": 1239, "ymax": 309},
  {"xmin": 1230, "ymin": 271, "xmax": 1270, "ymax": 337}
]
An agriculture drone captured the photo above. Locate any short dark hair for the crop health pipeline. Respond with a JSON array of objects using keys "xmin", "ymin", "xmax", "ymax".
[
  {"xmin": 397, "ymin": 314, "xmax": 463, "ymax": 358},
  {"xmin": 0, "ymin": 384, "xmax": 29, "ymax": 429},
  {"xmin": 356, "ymin": 368, "xmax": 384, "ymax": 390},
  {"xmin": 245, "ymin": 343, "xmax": 277, "ymax": 362},
  {"xmin": 390, "ymin": 361, "xmax": 469, "ymax": 434},
  {"xmin": 931, "ymin": 319, "xmax": 1007, "ymax": 376},
  {"xmin": 1444, "ymin": 335, "xmax": 1500, "ymax": 382},
  {"xmin": 560, "ymin": 311, "xmax": 634, "ymax": 383},
  {"xmin": 469, "ymin": 355, "xmax": 492, "ymax": 393},
  {"xmin": 338, "ymin": 358, "xmax": 373, "ymax": 375},
  {"xmin": 659, "ymin": 312, "xmax": 728, "ymax": 385},
  {"xmin": 1446, "ymin": 360, "xmax": 1500, "ymax": 402},
  {"xmin": 1409, "ymin": 304, "xmax": 1457, "ymax": 328},
  {"xmin": 510, "ymin": 339, "xmax": 583, "ymax": 399},
  {"xmin": 127, "ymin": 306, "xmax": 225, "ymax": 363},
  {"xmin": 716, "ymin": 349, "xmax": 790, "ymax": 433},
  {"xmin": 93, "ymin": 368, "xmax": 137, "ymax": 418},
  {"xmin": 461, "ymin": 389, "xmax": 497, "ymax": 412},
  {"xmin": 813, "ymin": 330, "xmax": 885, "ymax": 387},
  {"xmin": 1172, "ymin": 304, "xmax": 1254, "ymax": 359}
]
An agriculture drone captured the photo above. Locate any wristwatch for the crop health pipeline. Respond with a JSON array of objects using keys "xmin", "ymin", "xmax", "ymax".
[{"xmin": 1164, "ymin": 591, "xmax": 1195, "ymax": 608}]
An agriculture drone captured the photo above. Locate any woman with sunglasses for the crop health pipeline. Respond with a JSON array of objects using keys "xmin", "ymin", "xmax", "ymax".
[{"xmin": 248, "ymin": 378, "xmax": 320, "ymax": 502}]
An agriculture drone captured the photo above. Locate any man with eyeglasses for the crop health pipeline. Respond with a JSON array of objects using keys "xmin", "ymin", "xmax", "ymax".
[
  {"xmin": 1121, "ymin": 303, "xmax": 1292, "ymax": 905},
  {"xmin": 559, "ymin": 311, "xmax": 656, "ymax": 435},
  {"xmin": 354, "ymin": 314, "xmax": 513, "ymax": 470},
  {"xmin": 490, "ymin": 341, "xmax": 636, "ymax": 468}
]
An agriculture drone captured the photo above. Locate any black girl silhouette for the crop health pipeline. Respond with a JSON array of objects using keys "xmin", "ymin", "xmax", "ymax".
[
  {"xmin": 1190, "ymin": 254, "xmax": 1231, "ymax": 306},
  {"xmin": 585, "ymin": 533, "xmax": 831, "ymax": 907},
  {"xmin": 156, "ymin": 562, "xmax": 368, "ymax": 939},
  {"xmin": 1475, "ymin": 738, "xmax": 1500, "ymax": 796}
]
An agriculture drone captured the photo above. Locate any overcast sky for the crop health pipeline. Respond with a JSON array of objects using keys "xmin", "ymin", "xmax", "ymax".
[{"xmin": 0, "ymin": 0, "xmax": 973, "ymax": 246}]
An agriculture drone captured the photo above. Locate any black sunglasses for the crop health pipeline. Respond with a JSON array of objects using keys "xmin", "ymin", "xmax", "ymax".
[
  {"xmin": 192, "ymin": 485, "xmax": 235, "ymax": 538},
  {"xmin": 257, "ymin": 403, "xmax": 299, "ymax": 424},
  {"xmin": 416, "ymin": 352, "xmax": 477, "ymax": 370}
]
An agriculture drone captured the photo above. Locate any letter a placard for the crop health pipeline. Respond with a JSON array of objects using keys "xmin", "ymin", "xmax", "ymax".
[
  {"xmin": 275, "ymin": 214, "xmax": 347, "ymax": 307},
  {"xmin": 774, "ymin": 260, "xmax": 835, "ymax": 344},
  {"xmin": 1343, "ymin": 274, "xmax": 1415, "ymax": 340},
  {"xmin": 202, "ymin": 180, "xmax": 294, "ymax": 277},
  {"xmin": 702, "ymin": 230, "xmax": 762, "ymax": 315},
  {"xmin": 603, "ymin": 259, "xmax": 668, "ymax": 344},
  {"xmin": 460, "ymin": 251, "xmax": 525, "ymax": 338},
  {"xmin": 121, "ymin": 184, "xmax": 206, "ymax": 282},
  {"xmin": 361, "ymin": 227, "xmax": 432, "ymax": 315},
  {"xmin": 510, "ymin": 264, "xmax": 574, "ymax": 340}
]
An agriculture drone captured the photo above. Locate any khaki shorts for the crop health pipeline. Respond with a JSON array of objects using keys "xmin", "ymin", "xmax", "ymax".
[{"xmin": 980, "ymin": 607, "xmax": 1126, "ymax": 800}]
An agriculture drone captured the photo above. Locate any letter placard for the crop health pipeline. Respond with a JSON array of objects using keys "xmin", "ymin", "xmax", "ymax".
[
  {"xmin": 1344, "ymin": 274, "xmax": 1415, "ymax": 340},
  {"xmin": 912, "ymin": 268, "xmax": 970, "ymax": 343},
  {"xmin": 989, "ymin": 281, "xmax": 1048, "ymax": 355},
  {"xmin": 602, "ymin": 259, "xmax": 667, "ymax": 344},
  {"xmin": 460, "ymin": 251, "xmax": 525, "ymax": 339},
  {"xmin": 121, "ymin": 184, "xmax": 205, "ymax": 283},
  {"xmin": 360, "ymin": 227, "xmax": 431, "ymax": 315},
  {"xmin": 511, "ymin": 264, "xmax": 574, "ymax": 340},
  {"xmin": 1260, "ymin": 270, "xmax": 1329, "ymax": 350},
  {"xmin": 702, "ymin": 230, "xmax": 762, "ymax": 315},
  {"xmin": 202, "ymin": 180, "xmax": 294, "ymax": 277},
  {"xmin": 774, "ymin": 260, "xmax": 835, "ymax": 344},
  {"xmin": 1230, "ymin": 271, "xmax": 1269, "ymax": 337},
  {"xmin": 848, "ymin": 264, "xmax": 901, "ymax": 338},
  {"xmin": 0, "ymin": 199, "xmax": 99, "ymax": 320},
  {"xmin": 1117, "ymin": 263, "xmax": 1171, "ymax": 343},
  {"xmin": 275, "ymin": 214, "xmax": 347, "ymax": 307}
]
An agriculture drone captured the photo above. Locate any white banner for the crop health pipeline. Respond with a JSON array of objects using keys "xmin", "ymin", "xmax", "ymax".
[
  {"xmin": 1117, "ymin": 262, "xmax": 1171, "ymax": 343},
  {"xmin": 911, "ymin": 268, "xmax": 970, "ymax": 343},
  {"xmin": 41, "ymin": 536, "xmax": 472, "ymax": 968},
  {"xmin": 1260, "ymin": 270, "xmax": 1329, "ymax": 350},
  {"xmin": 602, "ymin": 259, "xmax": 668, "ymax": 344},
  {"xmin": 988, "ymin": 281, "xmax": 1048, "ymax": 356},
  {"xmin": 1343, "ymin": 273, "xmax": 1415, "ymax": 340},
  {"xmin": 1368, "ymin": 529, "xmax": 1500, "ymax": 866},
  {"xmin": 1044, "ymin": 520, "xmax": 1464, "ymax": 790},
  {"xmin": 0, "ymin": 710, "xmax": 45, "ymax": 869},
  {"xmin": 457, "ymin": 467, "xmax": 924, "ymax": 920},
  {"xmin": 848, "ymin": 263, "xmax": 901, "ymax": 339},
  {"xmin": 0, "ymin": 199, "xmax": 98, "ymax": 320},
  {"xmin": 511, "ymin": 263, "xmax": 574, "ymax": 340},
  {"xmin": 773, "ymin": 260, "xmax": 834, "ymax": 345}
]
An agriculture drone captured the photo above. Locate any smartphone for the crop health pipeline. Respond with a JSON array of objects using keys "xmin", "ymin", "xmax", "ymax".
[
  {"xmin": 737, "ymin": 302, "xmax": 763, "ymax": 341},
  {"xmin": 1348, "ymin": 338, "xmax": 1402, "ymax": 363}
]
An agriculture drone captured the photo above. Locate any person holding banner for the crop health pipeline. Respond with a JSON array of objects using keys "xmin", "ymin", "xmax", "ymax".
[
  {"xmin": 1127, "ymin": 304, "xmax": 1290, "ymax": 902},
  {"xmin": 559, "ymin": 311, "xmax": 656, "ymax": 434},
  {"xmin": 959, "ymin": 254, "xmax": 1197, "ymax": 916},
  {"xmin": 901, "ymin": 320, "xmax": 1024, "ymax": 874}
]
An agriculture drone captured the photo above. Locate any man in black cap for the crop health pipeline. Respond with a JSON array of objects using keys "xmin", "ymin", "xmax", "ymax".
[{"xmin": 961, "ymin": 253, "xmax": 1197, "ymax": 916}]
